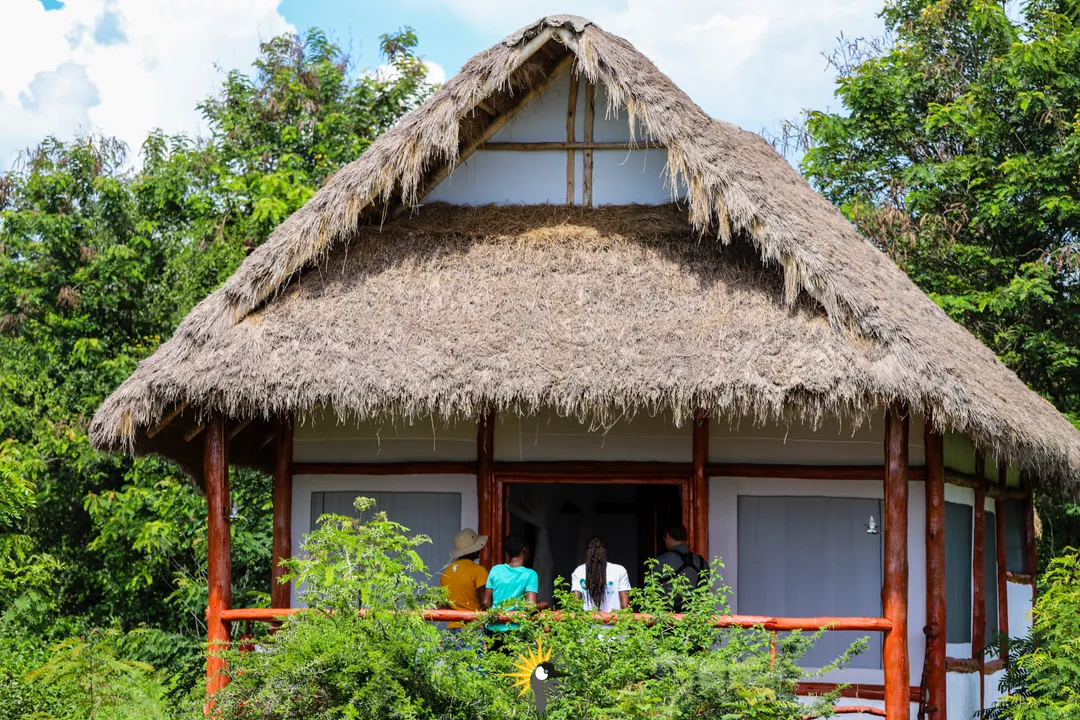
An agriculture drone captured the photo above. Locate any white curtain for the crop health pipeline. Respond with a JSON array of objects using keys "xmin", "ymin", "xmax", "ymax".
[{"xmin": 508, "ymin": 486, "xmax": 555, "ymax": 602}]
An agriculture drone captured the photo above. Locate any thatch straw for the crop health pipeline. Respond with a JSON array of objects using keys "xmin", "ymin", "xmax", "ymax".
[{"xmin": 90, "ymin": 16, "xmax": 1080, "ymax": 493}]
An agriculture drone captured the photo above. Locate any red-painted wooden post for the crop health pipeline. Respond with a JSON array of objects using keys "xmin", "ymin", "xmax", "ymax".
[
  {"xmin": 477, "ymin": 410, "xmax": 495, "ymax": 567},
  {"xmin": 692, "ymin": 409, "xmax": 709, "ymax": 557},
  {"xmin": 271, "ymin": 413, "xmax": 293, "ymax": 609},
  {"xmin": 924, "ymin": 423, "xmax": 947, "ymax": 717},
  {"xmin": 1021, "ymin": 473, "xmax": 1037, "ymax": 604},
  {"xmin": 973, "ymin": 454, "xmax": 986, "ymax": 712},
  {"xmin": 205, "ymin": 413, "xmax": 232, "ymax": 696},
  {"xmin": 995, "ymin": 461, "xmax": 1009, "ymax": 664},
  {"xmin": 883, "ymin": 405, "xmax": 911, "ymax": 720}
]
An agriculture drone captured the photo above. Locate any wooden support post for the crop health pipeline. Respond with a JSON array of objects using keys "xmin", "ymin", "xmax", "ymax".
[
  {"xmin": 493, "ymin": 476, "xmax": 506, "ymax": 563},
  {"xmin": 271, "ymin": 413, "xmax": 293, "ymax": 609},
  {"xmin": 995, "ymin": 461, "xmax": 1009, "ymax": 664},
  {"xmin": 972, "ymin": 453, "xmax": 987, "ymax": 712},
  {"xmin": 692, "ymin": 410, "xmax": 709, "ymax": 558},
  {"xmin": 883, "ymin": 405, "xmax": 911, "ymax": 720},
  {"xmin": 205, "ymin": 414, "xmax": 232, "ymax": 696},
  {"xmin": 583, "ymin": 81, "xmax": 595, "ymax": 207},
  {"xmin": 566, "ymin": 71, "xmax": 578, "ymax": 205},
  {"xmin": 477, "ymin": 410, "xmax": 495, "ymax": 568},
  {"xmin": 972, "ymin": 455, "xmax": 986, "ymax": 661},
  {"xmin": 924, "ymin": 423, "xmax": 947, "ymax": 718}
]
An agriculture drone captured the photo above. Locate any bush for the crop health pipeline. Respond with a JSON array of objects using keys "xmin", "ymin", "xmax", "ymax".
[
  {"xmin": 199, "ymin": 498, "xmax": 862, "ymax": 720},
  {"xmin": 984, "ymin": 548, "xmax": 1080, "ymax": 719}
]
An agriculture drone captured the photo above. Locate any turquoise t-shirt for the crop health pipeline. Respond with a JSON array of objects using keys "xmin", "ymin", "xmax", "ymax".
[{"xmin": 485, "ymin": 563, "xmax": 539, "ymax": 632}]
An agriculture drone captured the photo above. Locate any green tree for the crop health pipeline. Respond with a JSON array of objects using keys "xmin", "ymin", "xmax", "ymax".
[
  {"xmin": 28, "ymin": 628, "xmax": 170, "ymax": 720},
  {"xmin": 0, "ymin": 25, "xmax": 434, "ymax": 704},
  {"xmin": 798, "ymin": 0, "xmax": 1080, "ymax": 425},
  {"xmin": 984, "ymin": 549, "xmax": 1080, "ymax": 718}
]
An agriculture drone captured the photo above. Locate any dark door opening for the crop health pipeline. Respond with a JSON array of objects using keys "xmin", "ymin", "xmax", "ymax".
[{"xmin": 506, "ymin": 483, "xmax": 682, "ymax": 605}]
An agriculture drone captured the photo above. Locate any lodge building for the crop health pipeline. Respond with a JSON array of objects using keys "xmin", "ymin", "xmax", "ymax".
[{"xmin": 92, "ymin": 16, "xmax": 1077, "ymax": 719}]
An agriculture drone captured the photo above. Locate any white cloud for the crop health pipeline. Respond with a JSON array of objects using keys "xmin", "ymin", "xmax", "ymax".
[
  {"xmin": 0, "ymin": 0, "xmax": 292, "ymax": 169},
  {"xmin": 372, "ymin": 59, "xmax": 447, "ymax": 85},
  {"xmin": 431, "ymin": 0, "xmax": 884, "ymax": 134},
  {"xmin": 424, "ymin": 60, "xmax": 447, "ymax": 86}
]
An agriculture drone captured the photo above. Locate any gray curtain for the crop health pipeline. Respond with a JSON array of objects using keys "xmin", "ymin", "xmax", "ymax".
[
  {"xmin": 737, "ymin": 496, "xmax": 884, "ymax": 670},
  {"xmin": 310, "ymin": 491, "xmax": 462, "ymax": 584},
  {"xmin": 945, "ymin": 501, "xmax": 973, "ymax": 643},
  {"xmin": 1005, "ymin": 500, "xmax": 1028, "ymax": 573}
]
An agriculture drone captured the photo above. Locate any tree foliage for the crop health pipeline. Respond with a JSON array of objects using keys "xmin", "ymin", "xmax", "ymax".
[
  {"xmin": 799, "ymin": 0, "xmax": 1080, "ymax": 425},
  {"xmin": 984, "ymin": 549, "xmax": 1080, "ymax": 719},
  {"xmin": 0, "ymin": 26, "xmax": 433, "ymax": 714}
]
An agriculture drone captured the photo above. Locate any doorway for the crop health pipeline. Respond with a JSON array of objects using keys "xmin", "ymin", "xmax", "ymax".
[{"xmin": 504, "ymin": 482, "xmax": 683, "ymax": 606}]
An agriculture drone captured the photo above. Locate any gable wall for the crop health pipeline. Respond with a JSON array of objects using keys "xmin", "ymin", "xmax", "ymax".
[{"xmin": 424, "ymin": 72, "xmax": 679, "ymax": 206}]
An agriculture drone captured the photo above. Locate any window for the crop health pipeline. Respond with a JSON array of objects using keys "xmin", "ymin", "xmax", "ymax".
[
  {"xmin": 737, "ymin": 496, "xmax": 883, "ymax": 669},
  {"xmin": 945, "ymin": 501, "xmax": 973, "ymax": 644},
  {"xmin": 310, "ymin": 491, "xmax": 462, "ymax": 585},
  {"xmin": 985, "ymin": 508, "xmax": 998, "ymax": 642},
  {"xmin": 1005, "ymin": 500, "xmax": 1029, "ymax": 573}
]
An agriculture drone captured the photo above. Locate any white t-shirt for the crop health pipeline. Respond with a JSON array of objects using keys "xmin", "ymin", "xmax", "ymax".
[{"xmin": 570, "ymin": 562, "xmax": 631, "ymax": 612}]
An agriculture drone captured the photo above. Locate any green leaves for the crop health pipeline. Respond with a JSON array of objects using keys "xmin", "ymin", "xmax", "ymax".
[
  {"xmin": 985, "ymin": 549, "xmax": 1080, "ymax": 719},
  {"xmin": 801, "ymin": 0, "xmax": 1080, "ymax": 428},
  {"xmin": 0, "ymin": 23, "xmax": 435, "ymax": 713},
  {"xmin": 210, "ymin": 502, "xmax": 853, "ymax": 720}
]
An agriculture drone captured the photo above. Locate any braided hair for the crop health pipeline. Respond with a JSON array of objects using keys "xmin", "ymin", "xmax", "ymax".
[{"xmin": 585, "ymin": 537, "xmax": 607, "ymax": 608}]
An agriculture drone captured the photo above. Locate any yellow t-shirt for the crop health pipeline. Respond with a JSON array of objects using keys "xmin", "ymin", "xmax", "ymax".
[{"xmin": 439, "ymin": 559, "xmax": 488, "ymax": 629}]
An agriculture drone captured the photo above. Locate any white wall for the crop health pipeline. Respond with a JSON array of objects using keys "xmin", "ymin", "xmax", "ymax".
[
  {"xmin": 294, "ymin": 410, "xmax": 475, "ymax": 462},
  {"xmin": 1007, "ymin": 580, "xmax": 1033, "ymax": 639},
  {"xmin": 709, "ymin": 412, "xmax": 925, "ymax": 466},
  {"xmin": 424, "ymin": 72, "xmax": 679, "ymax": 206},
  {"xmin": 494, "ymin": 409, "xmax": 692, "ymax": 462},
  {"xmin": 948, "ymin": 671, "xmax": 981, "ymax": 719}
]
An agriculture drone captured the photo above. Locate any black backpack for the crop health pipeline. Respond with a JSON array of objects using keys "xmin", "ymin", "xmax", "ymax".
[{"xmin": 664, "ymin": 549, "xmax": 707, "ymax": 612}]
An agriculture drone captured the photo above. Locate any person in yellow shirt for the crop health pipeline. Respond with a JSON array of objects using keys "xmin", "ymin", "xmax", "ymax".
[{"xmin": 439, "ymin": 528, "xmax": 489, "ymax": 631}]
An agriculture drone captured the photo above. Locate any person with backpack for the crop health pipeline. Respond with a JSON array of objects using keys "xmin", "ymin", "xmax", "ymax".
[{"xmin": 652, "ymin": 523, "xmax": 707, "ymax": 612}]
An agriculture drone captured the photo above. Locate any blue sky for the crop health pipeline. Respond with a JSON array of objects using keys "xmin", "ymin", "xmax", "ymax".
[{"xmin": 0, "ymin": 1, "xmax": 885, "ymax": 170}]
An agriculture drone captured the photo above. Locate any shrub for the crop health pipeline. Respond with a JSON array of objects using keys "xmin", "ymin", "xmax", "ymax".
[
  {"xmin": 25, "ymin": 627, "xmax": 172, "ymax": 720},
  {"xmin": 199, "ymin": 498, "xmax": 862, "ymax": 720},
  {"xmin": 984, "ymin": 548, "xmax": 1080, "ymax": 719}
]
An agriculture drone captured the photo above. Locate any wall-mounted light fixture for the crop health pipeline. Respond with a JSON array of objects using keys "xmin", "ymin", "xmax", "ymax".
[{"xmin": 865, "ymin": 515, "xmax": 881, "ymax": 535}]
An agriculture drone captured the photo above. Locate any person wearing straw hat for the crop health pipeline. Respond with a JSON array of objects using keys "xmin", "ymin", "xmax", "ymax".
[{"xmin": 439, "ymin": 528, "xmax": 489, "ymax": 630}]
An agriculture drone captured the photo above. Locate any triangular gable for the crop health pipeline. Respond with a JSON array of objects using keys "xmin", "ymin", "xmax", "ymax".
[{"xmin": 426, "ymin": 69, "xmax": 682, "ymax": 206}]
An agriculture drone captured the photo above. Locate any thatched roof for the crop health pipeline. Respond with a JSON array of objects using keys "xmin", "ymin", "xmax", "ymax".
[{"xmin": 90, "ymin": 15, "xmax": 1080, "ymax": 492}]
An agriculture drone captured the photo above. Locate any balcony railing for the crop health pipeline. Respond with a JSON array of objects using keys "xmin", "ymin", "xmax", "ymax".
[{"xmin": 218, "ymin": 607, "xmax": 892, "ymax": 632}]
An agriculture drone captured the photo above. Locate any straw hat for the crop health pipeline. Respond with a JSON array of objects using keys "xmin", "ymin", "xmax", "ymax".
[{"xmin": 449, "ymin": 528, "xmax": 488, "ymax": 558}]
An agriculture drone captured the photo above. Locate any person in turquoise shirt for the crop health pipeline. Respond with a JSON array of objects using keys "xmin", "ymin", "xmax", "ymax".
[{"xmin": 482, "ymin": 535, "xmax": 539, "ymax": 637}]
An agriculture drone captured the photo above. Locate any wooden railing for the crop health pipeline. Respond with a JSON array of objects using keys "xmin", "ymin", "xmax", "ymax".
[
  {"xmin": 220, "ymin": 608, "xmax": 894, "ymax": 717},
  {"xmin": 218, "ymin": 607, "xmax": 892, "ymax": 632}
]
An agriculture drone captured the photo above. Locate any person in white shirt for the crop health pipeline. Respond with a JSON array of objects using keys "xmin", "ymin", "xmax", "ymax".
[{"xmin": 570, "ymin": 537, "xmax": 631, "ymax": 613}]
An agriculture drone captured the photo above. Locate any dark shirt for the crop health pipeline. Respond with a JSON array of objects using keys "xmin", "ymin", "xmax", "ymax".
[{"xmin": 654, "ymin": 544, "xmax": 695, "ymax": 575}]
